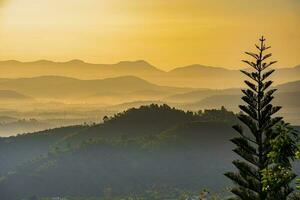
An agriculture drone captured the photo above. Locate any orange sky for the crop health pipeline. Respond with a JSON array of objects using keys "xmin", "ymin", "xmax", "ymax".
[{"xmin": 0, "ymin": 0, "xmax": 299, "ymax": 70}]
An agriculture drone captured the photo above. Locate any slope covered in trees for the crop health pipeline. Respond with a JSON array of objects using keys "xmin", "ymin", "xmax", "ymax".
[
  {"xmin": 0, "ymin": 104, "xmax": 298, "ymax": 199},
  {"xmin": 0, "ymin": 125, "xmax": 88, "ymax": 176},
  {"xmin": 0, "ymin": 104, "xmax": 239, "ymax": 199}
]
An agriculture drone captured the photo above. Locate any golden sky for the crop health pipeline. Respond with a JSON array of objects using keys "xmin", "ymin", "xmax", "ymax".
[{"xmin": 0, "ymin": 0, "xmax": 299, "ymax": 70}]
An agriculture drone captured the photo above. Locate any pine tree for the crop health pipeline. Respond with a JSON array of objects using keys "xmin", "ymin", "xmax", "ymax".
[{"xmin": 225, "ymin": 36, "xmax": 297, "ymax": 199}]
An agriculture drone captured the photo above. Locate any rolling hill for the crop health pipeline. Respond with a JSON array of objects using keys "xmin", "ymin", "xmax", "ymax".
[
  {"xmin": 0, "ymin": 105, "xmax": 238, "ymax": 199},
  {"xmin": 276, "ymin": 79, "xmax": 300, "ymax": 92},
  {"xmin": 180, "ymin": 91, "xmax": 300, "ymax": 125},
  {"xmin": 0, "ymin": 60, "xmax": 164, "ymax": 80},
  {"xmin": 165, "ymin": 88, "xmax": 240, "ymax": 103},
  {"xmin": 0, "ymin": 105, "xmax": 298, "ymax": 199},
  {"xmin": 0, "ymin": 75, "xmax": 190, "ymax": 102},
  {"xmin": 163, "ymin": 80, "xmax": 300, "ymax": 124},
  {"xmin": 166, "ymin": 80, "xmax": 300, "ymax": 103},
  {"xmin": 0, "ymin": 90, "xmax": 33, "ymax": 101},
  {"xmin": 0, "ymin": 60, "xmax": 299, "ymax": 89}
]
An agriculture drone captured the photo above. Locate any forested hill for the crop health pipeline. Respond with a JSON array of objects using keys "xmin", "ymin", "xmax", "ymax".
[
  {"xmin": 0, "ymin": 104, "xmax": 237, "ymax": 176},
  {"xmin": 0, "ymin": 125, "xmax": 88, "ymax": 176},
  {"xmin": 56, "ymin": 104, "xmax": 237, "ymax": 147},
  {"xmin": 0, "ymin": 104, "xmax": 295, "ymax": 199}
]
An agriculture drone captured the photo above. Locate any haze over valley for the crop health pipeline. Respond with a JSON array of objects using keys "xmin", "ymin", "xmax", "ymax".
[
  {"xmin": 1, "ymin": 60, "xmax": 300, "ymax": 88},
  {"xmin": 1, "ymin": 0, "xmax": 300, "ymax": 198},
  {"xmin": 0, "ymin": 60, "xmax": 299, "ymax": 136}
]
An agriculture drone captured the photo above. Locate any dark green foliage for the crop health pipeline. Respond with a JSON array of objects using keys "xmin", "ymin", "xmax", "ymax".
[
  {"xmin": 0, "ymin": 121, "xmax": 234, "ymax": 200},
  {"xmin": 225, "ymin": 37, "xmax": 298, "ymax": 199},
  {"xmin": 260, "ymin": 123, "xmax": 298, "ymax": 199},
  {"xmin": 0, "ymin": 105, "xmax": 237, "ymax": 200},
  {"xmin": 105, "ymin": 104, "xmax": 236, "ymax": 127},
  {"xmin": 0, "ymin": 125, "xmax": 87, "ymax": 175},
  {"xmin": 36, "ymin": 188, "xmax": 201, "ymax": 200}
]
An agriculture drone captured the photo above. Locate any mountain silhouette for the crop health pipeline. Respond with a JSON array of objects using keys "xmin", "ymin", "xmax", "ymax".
[
  {"xmin": 0, "ymin": 90, "xmax": 32, "ymax": 100},
  {"xmin": 0, "ymin": 75, "xmax": 190, "ymax": 100},
  {"xmin": 0, "ymin": 60, "xmax": 299, "ymax": 88},
  {"xmin": 162, "ymin": 81, "xmax": 300, "ymax": 124}
]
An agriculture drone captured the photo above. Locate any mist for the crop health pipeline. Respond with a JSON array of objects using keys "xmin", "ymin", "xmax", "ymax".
[{"xmin": 0, "ymin": 1, "xmax": 299, "ymax": 198}]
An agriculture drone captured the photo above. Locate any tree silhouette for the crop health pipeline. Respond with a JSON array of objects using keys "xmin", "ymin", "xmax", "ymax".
[{"xmin": 225, "ymin": 36, "xmax": 297, "ymax": 199}]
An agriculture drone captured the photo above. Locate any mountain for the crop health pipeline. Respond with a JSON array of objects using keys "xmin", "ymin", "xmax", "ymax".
[
  {"xmin": 0, "ymin": 119, "xmax": 53, "ymax": 137},
  {"xmin": 276, "ymin": 80, "xmax": 300, "ymax": 92},
  {"xmin": 0, "ymin": 125, "xmax": 87, "ymax": 175},
  {"xmin": 0, "ymin": 105, "xmax": 238, "ymax": 199},
  {"xmin": 111, "ymin": 60, "xmax": 163, "ymax": 74},
  {"xmin": 165, "ymin": 88, "xmax": 240, "ymax": 103},
  {"xmin": 166, "ymin": 65, "xmax": 242, "ymax": 88},
  {"xmin": 181, "ymin": 91, "xmax": 300, "ymax": 125},
  {"xmin": 0, "ymin": 76, "xmax": 298, "ymax": 136},
  {"xmin": 1, "ymin": 60, "xmax": 299, "ymax": 89},
  {"xmin": 0, "ymin": 116, "xmax": 18, "ymax": 123},
  {"xmin": 0, "ymin": 122, "xmax": 235, "ymax": 200},
  {"xmin": 0, "ymin": 105, "xmax": 298, "ymax": 199},
  {"xmin": 0, "ymin": 76, "xmax": 190, "ymax": 102},
  {"xmin": 0, "ymin": 90, "xmax": 32, "ymax": 101},
  {"xmin": 163, "ymin": 80, "xmax": 300, "ymax": 124},
  {"xmin": 166, "ymin": 80, "xmax": 300, "ymax": 104},
  {"xmin": 107, "ymin": 100, "xmax": 167, "ymax": 111},
  {"xmin": 0, "ymin": 60, "xmax": 164, "ymax": 80},
  {"xmin": 165, "ymin": 64, "xmax": 300, "ymax": 88},
  {"xmin": 0, "ymin": 105, "xmax": 297, "ymax": 199}
]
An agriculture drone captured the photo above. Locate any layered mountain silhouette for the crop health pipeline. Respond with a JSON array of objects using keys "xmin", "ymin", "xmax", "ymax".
[
  {"xmin": 0, "ymin": 75, "xmax": 299, "ymax": 119},
  {"xmin": 0, "ymin": 75, "xmax": 299, "ymax": 108},
  {"xmin": 0, "ymin": 60, "xmax": 299, "ymax": 135},
  {"xmin": 0, "ymin": 59, "xmax": 163, "ymax": 79},
  {"xmin": 0, "ymin": 90, "xmax": 32, "ymax": 101},
  {"xmin": 173, "ymin": 81, "xmax": 300, "ymax": 124},
  {"xmin": 0, "ymin": 75, "xmax": 190, "ymax": 102},
  {"xmin": 0, "ymin": 60, "xmax": 299, "ymax": 88}
]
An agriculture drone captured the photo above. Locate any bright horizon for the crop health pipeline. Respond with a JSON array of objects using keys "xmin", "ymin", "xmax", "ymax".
[{"xmin": 0, "ymin": 0, "xmax": 299, "ymax": 70}]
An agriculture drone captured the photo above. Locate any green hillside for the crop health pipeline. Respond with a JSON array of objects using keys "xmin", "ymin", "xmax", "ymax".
[
  {"xmin": 0, "ymin": 105, "xmax": 298, "ymax": 200},
  {"xmin": 0, "ymin": 105, "xmax": 238, "ymax": 199},
  {"xmin": 0, "ymin": 125, "xmax": 88, "ymax": 176}
]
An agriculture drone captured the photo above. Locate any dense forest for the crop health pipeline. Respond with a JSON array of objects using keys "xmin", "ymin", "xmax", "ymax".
[
  {"xmin": 1, "ymin": 0, "xmax": 299, "ymax": 198},
  {"xmin": 0, "ymin": 104, "xmax": 242, "ymax": 199},
  {"xmin": 0, "ymin": 104, "xmax": 299, "ymax": 199}
]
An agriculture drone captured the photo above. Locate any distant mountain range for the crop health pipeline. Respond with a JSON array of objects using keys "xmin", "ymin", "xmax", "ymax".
[
  {"xmin": 0, "ymin": 90, "xmax": 32, "ymax": 100},
  {"xmin": 0, "ymin": 60, "xmax": 299, "ymax": 88},
  {"xmin": 0, "ymin": 76, "xmax": 191, "ymax": 103},
  {"xmin": 0, "ymin": 75, "xmax": 299, "ymax": 104},
  {"xmin": 0, "ymin": 67, "xmax": 299, "ymax": 132},
  {"xmin": 166, "ymin": 80, "xmax": 300, "ymax": 101},
  {"xmin": 169, "ymin": 80, "xmax": 300, "ymax": 124},
  {"xmin": 104, "ymin": 80, "xmax": 300, "ymax": 124}
]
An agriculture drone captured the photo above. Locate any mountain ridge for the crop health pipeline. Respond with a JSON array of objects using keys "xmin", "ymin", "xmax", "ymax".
[
  {"xmin": 1, "ymin": 59, "xmax": 299, "ymax": 70},
  {"xmin": 0, "ymin": 90, "xmax": 33, "ymax": 100},
  {"xmin": 0, "ymin": 59, "xmax": 299, "ymax": 88},
  {"xmin": 0, "ymin": 75, "xmax": 192, "ymax": 103}
]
